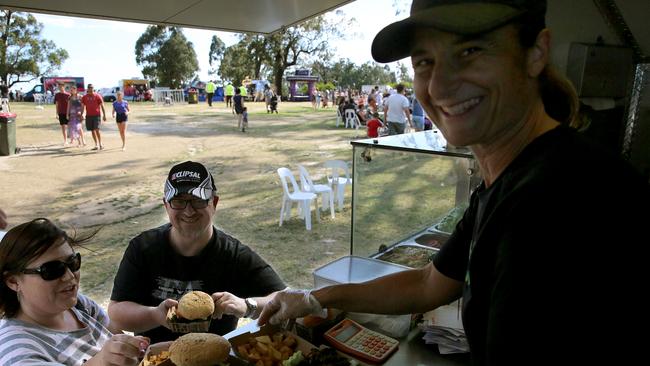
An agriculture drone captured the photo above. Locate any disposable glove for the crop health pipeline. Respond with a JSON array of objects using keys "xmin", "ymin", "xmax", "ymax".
[{"xmin": 258, "ymin": 289, "xmax": 325, "ymax": 325}]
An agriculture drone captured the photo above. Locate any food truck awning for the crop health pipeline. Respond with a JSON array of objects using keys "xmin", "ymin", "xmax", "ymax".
[{"xmin": 0, "ymin": 0, "xmax": 354, "ymax": 34}]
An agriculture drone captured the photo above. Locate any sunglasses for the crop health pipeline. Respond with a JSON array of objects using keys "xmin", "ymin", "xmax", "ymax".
[
  {"xmin": 169, "ymin": 198, "xmax": 209, "ymax": 210},
  {"xmin": 22, "ymin": 253, "xmax": 81, "ymax": 281}
]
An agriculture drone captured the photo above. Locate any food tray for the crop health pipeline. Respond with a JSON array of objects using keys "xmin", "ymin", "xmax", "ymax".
[
  {"xmin": 372, "ymin": 244, "xmax": 439, "ymax": 268},
  {"xmin": 313, "ymin": 256, "xmax": 409, "ymax": 289}
]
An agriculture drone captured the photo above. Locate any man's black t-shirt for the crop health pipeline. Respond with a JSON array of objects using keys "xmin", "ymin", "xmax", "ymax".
[
  {"xmin": 111, "ymin": 224, "xmax": 286, "ymax": 343},
  {"xmin": 434, "ymin": 126, "xmax": 649, "ymax": 365}
]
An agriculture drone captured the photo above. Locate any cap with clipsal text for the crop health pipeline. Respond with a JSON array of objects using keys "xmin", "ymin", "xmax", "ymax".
[{"xmin": 164, "ymin": 161, "xmax": 217, "ymax": 202}]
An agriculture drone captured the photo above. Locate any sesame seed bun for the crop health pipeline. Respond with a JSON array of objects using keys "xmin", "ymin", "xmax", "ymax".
[
  {"xmin": 177, "ymin": 291, "xmax": 214, "ymax": 320},
  {"xmin": 169, "ymin": 333, "xmax": 230, "ymax": 366}
]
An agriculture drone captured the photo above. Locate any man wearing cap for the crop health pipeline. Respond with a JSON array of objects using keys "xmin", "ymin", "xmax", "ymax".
[
  {"xmin": 108, "ymin": 161, "xmax": 286, "ymax": 343},
  {"xmin": 259, "ymin": 1, "xmax": 648, "ymax": 364},
  {"xmin": 81, "ymin": 83, "xmax": 107, "ymax": 150}
]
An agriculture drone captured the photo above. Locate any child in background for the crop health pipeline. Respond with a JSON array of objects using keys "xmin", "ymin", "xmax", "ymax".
[
  {"xmin": 366, "ymin": 112, "xmax": 384, "ymax": 138},
  {"xmin": 112, "ymin": 91, "xmax": 130, "ymax": 150},
  {"xmin": 241, "ymin": 107, "xmax": 249, "ymax": 132},
  {"xmin": 66, "ymin": 85, "xmax": 85, "ymax": 147}
]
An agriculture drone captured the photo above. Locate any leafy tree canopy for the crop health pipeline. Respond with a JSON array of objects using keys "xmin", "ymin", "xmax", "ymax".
[
  {"xmin": 135, "ymin": 26, "xmax": 198, "ymax": 87},
  {"xmin": 0, "ymin": 10, "xmax": 68, "ymax": 87},
  {"xmin": 219, "ymin": 14, "xmax": 349, "ymax": 96}
]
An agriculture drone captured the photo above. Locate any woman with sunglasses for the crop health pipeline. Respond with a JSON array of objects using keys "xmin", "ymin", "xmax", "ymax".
[{"xmin": 0, "ymin": 218, "xmax": 149, "ymax": 365}]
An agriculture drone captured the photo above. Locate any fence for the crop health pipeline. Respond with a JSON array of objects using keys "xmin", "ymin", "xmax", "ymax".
[{"xmin": 152, "ymin": 89, "xmax": 184, "ymax": 106}]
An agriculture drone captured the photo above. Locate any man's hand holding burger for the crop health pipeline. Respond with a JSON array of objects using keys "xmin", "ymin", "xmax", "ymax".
[
  {"xmin": 212, "ymin": 292, "xmax": 247, "ymax": 319},
  {"xmin": 156, "ymin": 298, "xmax": 178, "ymax": 329}
]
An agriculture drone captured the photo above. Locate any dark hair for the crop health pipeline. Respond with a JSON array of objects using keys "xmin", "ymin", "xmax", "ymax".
[
  {"xmin": 513, "ymin": 12, "xmax": 578, "ymax": 126},
  {"xmin": 395, "ymin": 84, "xmax": 405, "ymax": 93},
  {"xmin": 235, "ymin": 88, "xmax": 241, "ymax": 95},
  {"xmin": 0, "ymin": 218, "xmax": 96, "ymax": 318}
]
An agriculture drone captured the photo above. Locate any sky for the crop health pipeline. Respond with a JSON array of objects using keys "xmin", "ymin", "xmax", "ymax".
[{"xmin": 15, "ymin": 0, "xmax": 410, "ymax": 92}]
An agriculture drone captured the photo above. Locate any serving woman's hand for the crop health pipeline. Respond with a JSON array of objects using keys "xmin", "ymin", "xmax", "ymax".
[
  {"xmin": 212, "ymin": 292, "xmax": 246, "ymax": 319},
  {"xmin": 87, "ymin": 334, "xmax": 149, "ymax": 366},
  {"xmin": 258, "ymin": 289, "xmax": 324, "ymax": 326}
]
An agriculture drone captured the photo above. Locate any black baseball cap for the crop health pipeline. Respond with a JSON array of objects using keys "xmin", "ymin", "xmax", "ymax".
[
  {"xmin": 164, "ymin": 161, "xmax": 217, "ymax": 202},
  {"xmin": 371, "ymin": 0, "xmax": 547, "ymax": 63}
]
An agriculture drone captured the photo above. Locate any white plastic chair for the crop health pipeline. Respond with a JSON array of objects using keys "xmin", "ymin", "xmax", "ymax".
[
  {"xmin": 324, "ymin": 160, "xmax": 353, "ymax": 210},
  {"xmin": 344, "ymin": 109, "xmax": 360, "ymax": 129},
  {"xmin": 336, "ymin": 108, "xmax": 343, "ymax": 127},
  {"xmin": 277, "ymin": 167, "xmax": 318, "ymax": 230},
  {"xmin": 298, "ymin": 164, "xmax": 335, "ymax": 219}
]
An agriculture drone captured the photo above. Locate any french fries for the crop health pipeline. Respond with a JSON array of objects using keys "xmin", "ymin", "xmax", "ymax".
[
  {"xmin": 141, "ymin": 350, "xmax": 170, "ymax": 366},
  {"xmin": 236, "ymin": 332, "xmax": 299, "ymax": 366}
]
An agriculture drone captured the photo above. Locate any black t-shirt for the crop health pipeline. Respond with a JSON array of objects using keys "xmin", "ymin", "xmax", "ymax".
[
  {"xmin": 433, "ymin": 126, "xmax": 649, "ymax": 365},
  {"xmin": 111, "ymin": 224, "xmax": 286, "ymax": 343},
  {"xmin": 233, "ymin": 95, "xmax": 244, "ymax": 114}
]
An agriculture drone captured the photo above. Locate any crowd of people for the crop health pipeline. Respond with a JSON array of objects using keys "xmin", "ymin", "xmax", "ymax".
[{"xmin": 53, "ymin": 83, "xmax": 129, "ymax": 151}]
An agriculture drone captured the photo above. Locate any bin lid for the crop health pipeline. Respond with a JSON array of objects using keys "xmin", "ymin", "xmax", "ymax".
[
  {"xmin": 313, "ymin": 255, "xmax": 408, "ymax": 285},
  {"xmin": 0, "ymin": 112, "xmax": 16, "ymax": 118}
]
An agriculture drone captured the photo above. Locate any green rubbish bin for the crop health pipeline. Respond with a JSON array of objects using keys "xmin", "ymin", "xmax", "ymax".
[
  {"xmin": 0, "ymin": 112, "xmax": 16, "ymax": 156},
  {"xmin": 188, "ymin": 89, "xmax": 198, "ymax": 104}
]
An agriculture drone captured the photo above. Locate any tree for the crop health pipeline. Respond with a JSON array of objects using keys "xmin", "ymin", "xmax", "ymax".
[
  {"xmin": 135, "ymin": 26, "xmax": 198, "ymax": 87},
  {"xmin": 218, "ymin": 34, "xmax": 268, "ymax": 86},
  {"xmin": 220, "ymin": 14, "xmax": 347, "ymax": 97},
  {"xmin": 266, "ymin": 16, "xmax": 341, "ymax": 98},
  {"xmin": 396, "ymin": 62, "xmax": 413, "ymax": 84},
  {"xmin": 0, "ymin": 10, "xmax": 68, "ymax": 87},
  {"xmin": 311, "ymin": 59, "xmax": 396, "ymax": 90},
  {"xmin": 208, "ymin": 35, "xmax": 225, "ymax": 76},
  {"xmin": 218, "ymin": 42, "xmax": 253, "ymax": 87}
]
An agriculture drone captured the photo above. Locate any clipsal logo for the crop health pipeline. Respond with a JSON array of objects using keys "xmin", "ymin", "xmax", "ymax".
[{"xmin": 172, "ymin": 171, "xmax": 201, "ymax": 180}]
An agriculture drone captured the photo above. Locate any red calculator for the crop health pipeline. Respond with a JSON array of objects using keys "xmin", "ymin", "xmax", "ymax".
[{"xmin": 324, "ymin": 318, "xmax": 399, "ymax": 363}]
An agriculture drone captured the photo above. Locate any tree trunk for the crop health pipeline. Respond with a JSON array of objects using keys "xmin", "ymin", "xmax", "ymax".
[{"xmin": 0, "ymin": 11, "xmax": 12, "ymax": 84}]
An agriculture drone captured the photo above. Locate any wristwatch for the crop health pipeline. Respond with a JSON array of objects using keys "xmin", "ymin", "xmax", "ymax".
[{"xmin": 244, "ymin": 298, "xmax": 258, "ymax": 318}]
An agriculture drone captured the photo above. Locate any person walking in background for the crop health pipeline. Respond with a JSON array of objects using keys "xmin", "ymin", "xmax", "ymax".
[
  {"xmin": 384, "ymin": 84, "xmax": 412, "ymax": 135},
  {"xmin": 239, "ymin": 84, "xmax": 248, "ymax": 100},
  {"xmin": 54, "ymin": 83, "xmax": 70, "ymax": 146},
  {"xmin": 66, "ymin": 86, "xmax": 85, "ymax": 147},
  {"xmin": 224, "ymin": 82, "xmax": 234, "ymax": 108},
  {"xmin": 263, "ymin": 84, "xmax": 273, "ymax": 113},
  {"xmin": 81, "ymin": 84, "xmax": 106, "ymax": 151},
  {"xmin": 112, "ymin": 91, "xmax": 130, "ymax": 151},
  {"xmin": 410, "ymin": 93, "xmax": 425, "ymax": 132},
  {"xmin": 233, "ymin": 88, "xmax": 246, "ymax": 132},
  {"xmin": 205, "ymin": 80, "xmax": 216, "ymax": 107}
]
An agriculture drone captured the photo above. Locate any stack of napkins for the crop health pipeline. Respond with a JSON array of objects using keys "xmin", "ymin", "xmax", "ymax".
[{"xmin": 419, "ymin": 301, "xmax": 469, "ymax": 354}]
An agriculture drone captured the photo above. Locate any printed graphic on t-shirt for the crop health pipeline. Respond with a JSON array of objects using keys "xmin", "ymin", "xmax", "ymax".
[{"xmin": 152, "ymin": 277, "xmax": 205, "ymax": 300}]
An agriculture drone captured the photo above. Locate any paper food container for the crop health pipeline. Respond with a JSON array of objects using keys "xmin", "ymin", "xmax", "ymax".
[
  {"xmin": 166, "ymin": 306, "xmax": 211, "ymax": 333},
  {"xmin": 229, "ymin": 324, "xmax": 320, "ymax": 364},
  {"xmin": 140, "ymin": 341, "xmax": 248, "ymax": 366}
]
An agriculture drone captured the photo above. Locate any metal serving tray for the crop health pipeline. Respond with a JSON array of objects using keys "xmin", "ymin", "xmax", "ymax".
[{"xmin": 372, "ymin": 244, "xmax": 439, "ymax": 269}]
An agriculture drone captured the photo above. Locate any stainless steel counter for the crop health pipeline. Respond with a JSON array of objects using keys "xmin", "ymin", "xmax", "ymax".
[{"xmin": 224, "ymin": 320, "xmax": 471, "ymax": 366}]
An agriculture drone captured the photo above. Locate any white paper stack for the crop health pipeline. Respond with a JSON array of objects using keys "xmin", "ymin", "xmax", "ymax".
[{"xmin": 419, "ymin": 301, "xmax": 469, "ymax": 354}]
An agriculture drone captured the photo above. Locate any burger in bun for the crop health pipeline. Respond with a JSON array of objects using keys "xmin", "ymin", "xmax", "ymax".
[
  {"xmin": 167, "ymin": 291, "xmax": 214, "ymax": 332},
  {"xmin": 169, "ymin": 333, "xmax": 231, "ymax": 366}
]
